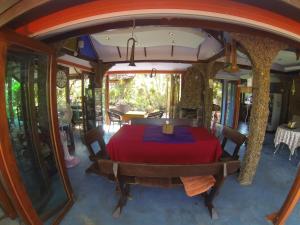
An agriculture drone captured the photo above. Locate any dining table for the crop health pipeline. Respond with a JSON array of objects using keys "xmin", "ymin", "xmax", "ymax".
[
  {"xmin": 274, "ymin": 124, "xmax": 300, "ymax": 159},
  {"xmin": 107, "ymin": 124, "xmax": 222, "ymax": 164}
]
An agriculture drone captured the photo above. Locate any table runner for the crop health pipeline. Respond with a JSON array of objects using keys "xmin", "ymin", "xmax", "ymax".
[{"xmin": 143, "ymin": 125, "xmax": 195, "ymax": 143}]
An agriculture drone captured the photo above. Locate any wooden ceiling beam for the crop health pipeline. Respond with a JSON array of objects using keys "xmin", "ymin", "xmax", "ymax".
[
  {"xmin": 203, "ymin": 29, "xmax": 224, "ymax": 46},
  {"xmin": 116, "ymin": 46, "xmax": 121, "ymax": 58},
  {"xmin": 0, "ymin": 0, "xmax": 50, "ymax": 27},
  {"xmin": 196, "ymin": 44, "xmax": 202, "ymax": 60}
]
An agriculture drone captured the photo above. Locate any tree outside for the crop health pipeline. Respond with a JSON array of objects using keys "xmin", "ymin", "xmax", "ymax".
[{"xmin": 109, "ymin": 74, "xmax": 169, "ymax": 113}]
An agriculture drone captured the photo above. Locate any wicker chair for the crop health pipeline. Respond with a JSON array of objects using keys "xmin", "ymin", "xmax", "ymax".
[{"xmin": 107, "ymin": 110, "xmax": 122, "ymax": 131}]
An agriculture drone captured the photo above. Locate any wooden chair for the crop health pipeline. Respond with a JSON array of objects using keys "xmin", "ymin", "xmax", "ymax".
[
  {"xmin": 131, "ymin": 118, "xmax": 194, "ymax": 126},
  {"xmin": 147, "ymin": 110, "xmax": 164, "ymax": 118},
  {"xmin": 84, "ymin": 126, "xmax": 241, "ymax": 219},
  {"xmin": 107, "ymin": 110, "xmax": 122, "ymax": 130},
  {"xmin": 84, "ymin": 127, "xmax": 108, "ymax": 173},
  {"xmin": 220, "ymin": 126, "xmax": 247, "ymax": 160}
]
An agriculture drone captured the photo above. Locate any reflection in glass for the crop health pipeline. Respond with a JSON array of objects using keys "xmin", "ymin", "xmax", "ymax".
[{"xmin": 5, "ymin": 47, "xmax": 68, "ymax": 221}]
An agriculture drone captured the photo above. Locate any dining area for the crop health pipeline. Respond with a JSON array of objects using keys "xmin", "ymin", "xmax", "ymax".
[{"xmin": 84, "ymin": 118, "xmax": 245, "ymax": 219}]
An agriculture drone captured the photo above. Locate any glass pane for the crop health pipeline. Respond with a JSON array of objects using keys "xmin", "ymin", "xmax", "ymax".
[
  {"xmin": 84, "ymin": 74, "xmax": 96, "ymax": 131},
  {"xmin": 5, "ymin": 46, "xmax": 68, "ymax": 221},
  {"xmin": 213, "ymin": 80, "xmax": 223, "ymax": 123},
  {"xmin": 225, "ymin": 82, "xmax": 236, "ymax": 127}
]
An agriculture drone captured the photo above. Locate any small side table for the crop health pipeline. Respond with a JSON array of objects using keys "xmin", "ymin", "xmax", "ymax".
[{"xmin": 274, "ymin": 125, "xmax": 300, "ymax": 160}]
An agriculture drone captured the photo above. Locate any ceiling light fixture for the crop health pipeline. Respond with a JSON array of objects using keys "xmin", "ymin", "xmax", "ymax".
[
  {"xmin": 126, "ymin": 19, "xmax": 137, "ymax": 66},
  {"xmin": 105, "ymin": 36, "xmax": 110, "ymax": 40}
]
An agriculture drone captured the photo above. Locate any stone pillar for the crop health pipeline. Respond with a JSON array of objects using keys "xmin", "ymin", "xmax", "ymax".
[
  {"xmin": 191, "ymin": 62, "xmax": 223, "ymax": 129},
  {"xmin": 232, "ymin": 33, "xmax": 287, "ymax": 185}
]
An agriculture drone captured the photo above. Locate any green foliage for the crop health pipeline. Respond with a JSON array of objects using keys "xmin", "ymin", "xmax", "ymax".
[
  {"xmin": 213, "ymin": 81, "xmax": 223, "ymax": 107},
  {"xmin": 109, "ymin": 74, "xmax": 168, "ymax": 112}
]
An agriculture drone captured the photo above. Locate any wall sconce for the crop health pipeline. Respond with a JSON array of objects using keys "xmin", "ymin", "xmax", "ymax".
[{"xmin": 291, "ymin": 79, "xmax": 296, "ymax": 96}]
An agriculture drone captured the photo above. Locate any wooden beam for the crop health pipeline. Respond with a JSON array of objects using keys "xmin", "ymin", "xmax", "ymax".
[
  {"xmin": 0, "ymin": 0, "xmax": 50, "ymax": 27},
  {"xmin": 203, "ymin": 29, "xmax": 224, "ymax": 46},
  {"xmin": 116, "ymin": 46, "xmax": 121, "ymax": 58},
  {"xmin": 196, "ymin": 44, "xmax": 201, "ymax": 60},
  {"xmin": 233, "ymin": 80, "xmax": 241, "ymax": 129},
  {"xmin": 0, "ymin": 0, "xmax": 20, "ymax": 15},
  {"xmin": 105, "ymin": 75, "xmax": 110, "ymax": 125},
  {"xmin": 57, "ymin": 59, "xmax": 93, "ymax": 72}
]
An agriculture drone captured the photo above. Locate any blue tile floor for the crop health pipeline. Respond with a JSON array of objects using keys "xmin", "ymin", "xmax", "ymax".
[{"xmin": 59, "ymin": 129, "xmax": 300, "ymax": 225}]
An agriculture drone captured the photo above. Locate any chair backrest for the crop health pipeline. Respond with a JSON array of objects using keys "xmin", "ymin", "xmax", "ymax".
[
  {"xmin": 221, "ymin": 126, "xmax": 247, "ymax": 159},
  {"xmin": 147, "ymin": 110, "xmax": 164, "ymax": 118},
  {"xmin": 84, "ymin": 127, "xmax": 107, "ymax": 161},
  {"xmin": 131, "ymin": 118, "xmax": 194, "ymax": 126},
  {"xmin": 107, "ymin": 110, "xmax": 121, "ymax": 121}
]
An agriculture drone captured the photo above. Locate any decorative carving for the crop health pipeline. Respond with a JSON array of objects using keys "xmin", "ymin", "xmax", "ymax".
[{"xmin": 232, "ymin": 33, "xmax": 287, "ymax": 185}]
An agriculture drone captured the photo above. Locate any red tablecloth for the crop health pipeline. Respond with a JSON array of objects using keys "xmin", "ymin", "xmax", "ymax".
[{"xmin": 107, "ymin": 125, "xmax": 222, "ymax": 164}]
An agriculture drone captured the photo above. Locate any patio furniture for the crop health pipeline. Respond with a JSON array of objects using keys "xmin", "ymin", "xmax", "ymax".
[
  {"xmin": 107, "ymin": 110, "xmax": 122, "ymax": 129},
  {"xmin": 121, "ymin": 111, "xmax": 147, "ymax": 123},
  {"xmin": 220, "ymin": 127, "xmax": 247, "ymax": 160},
  {"xmin": 274, "ymin": 124, "xmax": 300, "ymax": 160},
  {"xmin": 131, "ymin": 118, "xmax": 195, "ymax": 126},
  {"xmin": 84, "ymin": 124, "xmax": 240, "ymax": 219},
  {"xmin": 147, "ymin": 110, "xmax": 164, "ymax": 118}
]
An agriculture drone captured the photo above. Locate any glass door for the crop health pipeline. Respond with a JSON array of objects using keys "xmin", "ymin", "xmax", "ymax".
[
  {"xmin": 225, "ymin": 81, "xmax": 237, "ymax": 127},
  {"xmin": 0, "ymin": 30, "xmax": 73, "ymax": 225},
  {"xmin": 83, "ymin": 73, "xmax": 96, "ymax": 132}
]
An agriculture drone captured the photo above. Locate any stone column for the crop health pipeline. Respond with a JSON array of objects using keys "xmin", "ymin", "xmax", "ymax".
[
  {"xmin": 191, "ymin": 62, "xmax": 223, "ymax": 129},
  {"xmin": 232, "ymin": 33, "xmax": 287, "ymax": 185}
]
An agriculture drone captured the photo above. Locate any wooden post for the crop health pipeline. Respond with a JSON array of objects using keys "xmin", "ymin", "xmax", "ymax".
[
  {"xmin": 232, "ymin": 33, "xmax": 287, "ymax": 185},
  {"xmin": 266, "ymin": 166, "xmax": 300, "ymax": 224},
  {"xmin": 105, "ymin": 74, "xmax": 110, "ymax": 125},
  {"xmin": 233, "ymin": 80, "xmax": 241, "ymax": 129}
]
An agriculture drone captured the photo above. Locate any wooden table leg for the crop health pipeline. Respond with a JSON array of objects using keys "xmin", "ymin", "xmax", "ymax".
[
  {"xmin": 266, "ymin": 166, "xmax": 300, "ymax": 225},
  {"xmin": 204, "ymin": 173, "xmax": 225, "ymax": 220}
]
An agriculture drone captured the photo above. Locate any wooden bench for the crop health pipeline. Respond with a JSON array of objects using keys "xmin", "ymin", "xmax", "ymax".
[{"xmin": 84, "ymin": 126, "xmax": 240, "ymax": 219}]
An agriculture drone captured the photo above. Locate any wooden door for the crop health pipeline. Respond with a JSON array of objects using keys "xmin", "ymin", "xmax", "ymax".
[{"xmin": 0, "ymin": 29, "xmax": 73, "ymax": 225}]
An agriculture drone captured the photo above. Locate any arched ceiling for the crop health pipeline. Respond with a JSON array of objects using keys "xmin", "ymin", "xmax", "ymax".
[{"xmin": 8, "ymin": 0, "xmax": 300, "ymax": 45}]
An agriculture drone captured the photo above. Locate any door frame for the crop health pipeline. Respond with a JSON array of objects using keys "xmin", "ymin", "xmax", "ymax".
[{"xmin": 0, "ymin": 28, "xmax": 73, "ymax": 225}]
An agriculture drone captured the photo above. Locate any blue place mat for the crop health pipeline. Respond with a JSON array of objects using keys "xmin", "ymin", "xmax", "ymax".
[{"xmin": 143, "ymin": 126, "xmax": 195, "ymax": 143}]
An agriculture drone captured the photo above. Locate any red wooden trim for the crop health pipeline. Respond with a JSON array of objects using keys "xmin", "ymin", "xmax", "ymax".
[
  {"xmin": 57, "ymin": 59, "xmax": 93, "ymax": 72},
  {"xmin": 266, "ymin": 166, "xmax": 300, "ymax": 225},
  {"xmin": 233, "ymin": 80, "xmax": 241, "ymax": 129},
  {"xmin": 0, "ymin": 29, "xmax": 74, "ymax": 225},
  {"xmin": 15, "ymin": 0, "xmax": 300, "ymax": 40}
]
